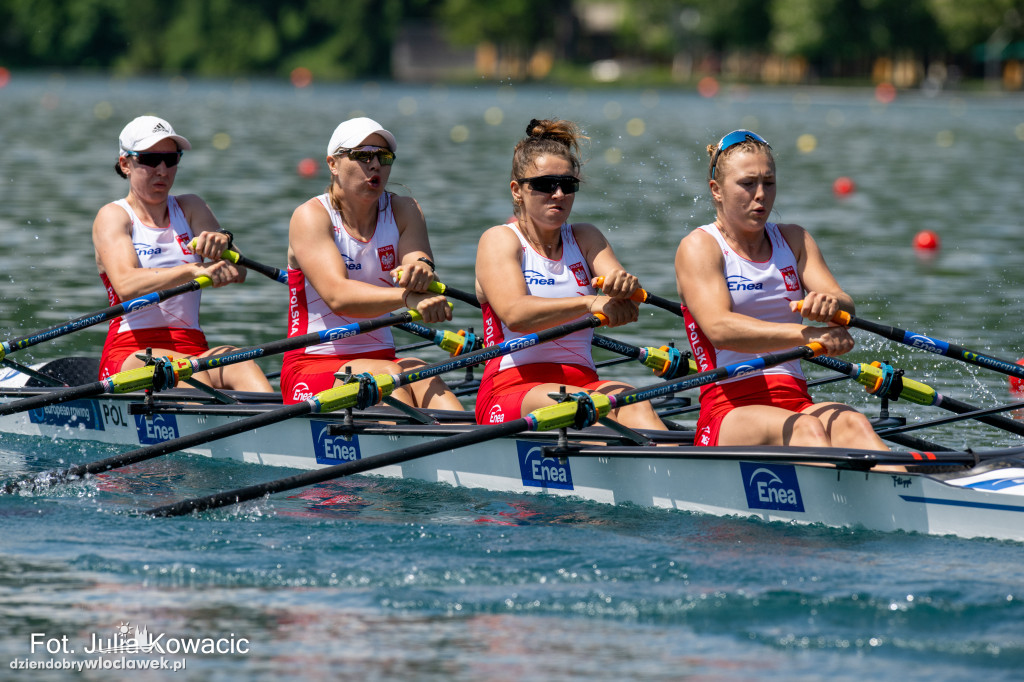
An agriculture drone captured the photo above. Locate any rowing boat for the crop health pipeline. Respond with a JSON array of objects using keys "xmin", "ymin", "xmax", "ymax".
[{"xmin": 2, "ymin": 359, "xmax": 1023, "ymax": 542}]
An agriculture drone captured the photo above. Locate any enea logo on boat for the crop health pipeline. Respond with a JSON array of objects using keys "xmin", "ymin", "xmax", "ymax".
[
  {"xmin": 134, "ymin": 414, "xmax": 180, "ymax": 444},
  {"xmin": 311, "ymin": 421, "xmax": 361, "ymax": 465},
  {"xmin": 740, "ymin": 462, "xmax": 805, "ymax": 512},
  {"xmin": 29, "ymin": 399, "xmax": 104, "ymax": 430},
  {"xmin": 517, "ymin": 441, "xmax": 573, "ymax": 490}
]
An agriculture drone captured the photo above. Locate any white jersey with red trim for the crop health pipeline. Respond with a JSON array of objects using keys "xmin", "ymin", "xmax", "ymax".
[
  {"xmin": 684, "ymin": 221, "xmax": 805, "ymax": 387},
  {"xmin": 481, "ymin": 222, "xmax": 596, "ymax": 371},
  {"xmin": 287, "ymin": 193, "xmax": 399, "ymax": 356},
  {"xmin": 101, "ymin": 196, "xmax": 202, "ymax": 333}
]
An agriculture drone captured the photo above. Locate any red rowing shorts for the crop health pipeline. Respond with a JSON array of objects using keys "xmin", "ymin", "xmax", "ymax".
[
  {"xmin": 99, "ymin": 327, "xmax": 209, "ymax": 380},
  {"xmin": 476, "ymin": 362, "xmax": 604, "ymax": 425},
  {"xmin": 281, "ymin": 349, "xmax": 397, "ymax": 404},
  {"xmin": 694, "ymin": 373, "xmax": 815, "ymax": 446}
]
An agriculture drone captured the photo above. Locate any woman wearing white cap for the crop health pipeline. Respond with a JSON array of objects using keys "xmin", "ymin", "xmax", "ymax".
[
  {"xmin": 281, "ymin": 117, "xmax": 463, "ymax": 410},
  {"xmin": 92, "ymin": 115, "xmax": 273, "ymax": 392}
]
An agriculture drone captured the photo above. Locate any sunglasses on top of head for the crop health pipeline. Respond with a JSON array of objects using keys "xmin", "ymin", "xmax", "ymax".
[
  {"xmin": 334, "ymin": 146, "xmax": 396, "ymax": 166},
  {"xmin": 517, "ymin": 175, "xmax": 581, "ymax": 195},
  {"xmin": 710, "ymin": 130, "xmax": 771, "ymax": 179},
  {"xmin": 125, "ymin": 150, "xmax": 184, "ymax": 168}
]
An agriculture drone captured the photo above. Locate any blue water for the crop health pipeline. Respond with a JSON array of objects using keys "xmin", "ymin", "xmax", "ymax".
[{"xmin": 1, "ymin": 75, "xmax": 1023, "ymax": 679}]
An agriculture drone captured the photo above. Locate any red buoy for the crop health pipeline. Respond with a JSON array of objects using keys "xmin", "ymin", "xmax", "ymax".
[
  {"xmin": 1010, "ymin": 359, "xmax": 1024, "ymax": 396},
  {"xmin": 297, "ymin": 158, "xmax": 318, "ymax": 178},
  {"xmin": 833, "ymin": 176, "xmax": 855, "ymax": 196},
  {"xmin": 913, "ymin": 230, "xmax": 940, "ymax": 252}
]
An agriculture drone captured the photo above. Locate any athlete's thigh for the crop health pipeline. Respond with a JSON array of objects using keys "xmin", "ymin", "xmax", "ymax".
[{"xmin": 718, "ymin": 404, "xmax": 813, "ymax": 447}]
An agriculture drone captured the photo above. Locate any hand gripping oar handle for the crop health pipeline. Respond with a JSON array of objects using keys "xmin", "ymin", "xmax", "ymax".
[
  {"xmin": 797, "ymin": 300, "xmax": 1024, "ymax": 381},
  {"xmin": 144, "ymin": 338, "xmax": 818, "ymax": 517},
  {"xmin": 592, "ymin": 277, "xmax": 685, "ymax": 318},
  {"xmin": 0, "ymin": 277, "xmax": 213, "ymax": 362},
  {"xmin": 0, "ymin": 308, "xmax": 432, "ymax": 419},
  {"xmin": 189, "ymin": 238, "xmax": 288, "ymax": 284}
]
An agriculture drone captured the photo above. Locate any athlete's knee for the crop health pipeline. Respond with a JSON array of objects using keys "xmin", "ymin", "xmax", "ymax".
[{"xmin": 788, "ymin": 414, "xmax": 831, "ymax": 447}]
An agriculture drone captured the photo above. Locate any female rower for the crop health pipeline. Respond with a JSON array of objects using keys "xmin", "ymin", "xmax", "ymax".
[
  {"xmin": 93, "ymin": 115, "xmax": 273, "ymax": 392},
  {"xmin": 674, "ymin": 129, "xmax": 888, "ymax": 450},
  {"xmin": 281, "ymin": 117, "xmax": 463, "ymax": 409},
  {"xmin": 474, "ymin": 118, "xmax": 666, "ymax": 430}
]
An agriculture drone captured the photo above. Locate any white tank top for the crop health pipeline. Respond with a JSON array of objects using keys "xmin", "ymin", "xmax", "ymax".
[
  {"xmin": 101, "ymin": 196, "xmax": 202, "ymax": 333},
  {"xmin": 287, "ymin": 193, "xmax": 399, "ymax": 356},
  {"xmin": 482, "ymin": 222, "xmax": 596, "ymax": 371},
  {"xmin": 685, "ymin": 222, "xmax": 805, "ymax": 385}
]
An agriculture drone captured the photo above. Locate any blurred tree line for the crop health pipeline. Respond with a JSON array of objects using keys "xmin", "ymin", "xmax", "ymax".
[{"xmin": 1, "ymin": 0, "xmax": 1021, "ymax": 84}]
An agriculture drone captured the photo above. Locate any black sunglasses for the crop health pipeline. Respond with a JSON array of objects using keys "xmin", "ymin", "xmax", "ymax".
[
  {"xmin": 335, "ymin": 146, "xmax": 396, "ymax": 166},
  {"xmin": 517, "ymin": 175, "xmax": 580, "ymax": 195},
  {"xmin": 125, "ymin": 150, "xmax": 184, "ymax": 168}
]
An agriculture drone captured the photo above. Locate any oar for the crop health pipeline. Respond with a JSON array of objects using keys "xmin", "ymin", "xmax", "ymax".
[
  {"xmin": 189, "ymin": 239, "xmax": 288, "ymax": 284},
  {"xmin": 802, "ymin": 303, "xmax": 1024, "ymax": 382},
  {"xmin": 3, "ymin": 314, "xmax": 607, "ymax": 496},
  {"xmin": 145, "ymin": 342, "xmax": 824, "ymax": 517},
  {"xmin": 409, "ymin": 277, "xmax": 692, "ymax": 379},
  {"xmin": 0, "ymin": 276, "xmax": 214, "ymax": 364},
  {"xmin": 807, "ymin": 355, "xmax": 1024, "ymax": 437},
  {"xmin": 592, "ymin": 276, "xmax": 684, "ymax": 318},
  {"xmin": 0, "ymin": 308, "xmax": 434, "ymax": 419}
]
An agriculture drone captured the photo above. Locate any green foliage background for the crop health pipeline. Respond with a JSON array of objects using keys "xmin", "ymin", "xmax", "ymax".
[{"xmin": 0, "ymin": 0, "xmax": 1021, "ymax": 79}]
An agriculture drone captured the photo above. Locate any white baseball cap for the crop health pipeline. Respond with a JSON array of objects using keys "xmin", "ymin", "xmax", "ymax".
[
  {"xmin": 118, "ymin": 115, "xmax": 192, "ymax": 157},
  {"xmin": 326, "ymin": 117, "xmax": 397, "ymax": 156}
]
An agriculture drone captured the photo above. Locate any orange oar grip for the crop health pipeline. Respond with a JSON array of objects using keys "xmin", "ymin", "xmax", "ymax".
[
  {"xmin": 806, "ymin": 342, "xmax": 827, "ymax": 356},
  {"xmin": 794, "ymin": 300, "xmax": 850, "ymax": 326},
  {"xmin": 592, "ymin": 313, "xmax": 609, "ymax": 326},
  {"xmin": 593, "ymin": 276, "xmax": 648, "ymax": 303}
]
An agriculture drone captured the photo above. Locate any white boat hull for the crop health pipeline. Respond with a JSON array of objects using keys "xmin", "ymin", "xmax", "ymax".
[{"xmin": 2, "ymin": 388, "xmax": 1023, "ymax": 542}]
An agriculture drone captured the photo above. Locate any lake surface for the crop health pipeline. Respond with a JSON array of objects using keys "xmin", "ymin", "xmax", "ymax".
[{"xmin": 1, "ymin": 75, "xmax": 1023, "ymax": 680}]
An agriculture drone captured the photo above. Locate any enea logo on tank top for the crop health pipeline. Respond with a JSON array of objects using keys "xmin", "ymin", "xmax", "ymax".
[
  {"xmin": 569, "ymin": 262, "xmax": 589, "ymax": 287},
  {"xmin": 377, "ymin": 245, "xmax": 396, "ymax": 271},
  {"xmin": 175, "ymin": 234, "xmax": 194, "ymax": 256},
  {"xmin": 342, "ymin": 254, "xmax": 362, "ymax": 271},
  {"xmin": 726, "ymin": 275, "xmax": 763, "ymax": 291},
  {"xmin": 133, "ymin": 242, "xmax": 162, "ymax": 257},
  {"xmin": 523, "ymin": 269, "xmax": 556, "ymax": 286},
  {"xmin": 780, "ymin": 266, "xmax": 801, "ymax": 292}
]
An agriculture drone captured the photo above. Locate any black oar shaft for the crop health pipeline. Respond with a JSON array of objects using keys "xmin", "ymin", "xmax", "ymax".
[
  {"xmin": 1, "ymin": 402, "xmax": 315, "ymax": 496},
  {"xmin": 148, "ymin": 418, "xmax": 530, "ymax": 517},
  {"xmin": 1, "ymin": 280, "xmax": 203, "ymax": 356},
  {"xmin": 0, "ymin": 381, "xmax": 105, "ymax": 417},
  {"xmin": 847, "ymin": 314, "xmax": 1024, "ymax": 380}
]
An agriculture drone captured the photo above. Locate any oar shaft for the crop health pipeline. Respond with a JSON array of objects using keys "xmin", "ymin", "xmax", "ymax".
[
  {"xmin": 0, "ymin": 381, "xmax": 105, "ymax": 417},
  {"xmin": 147, "ymin": 417, "xmax": 531, "ymax": 517},
  {"xmin": 612, "ymin": 344, "xmax": 822, "ymax": 407},
  {"xmin": 821, "ymin": 306, "xmax": 1024, "ymax": 381},
  {"xmin": 226, "ymin": 251, "xmax": 288, "ymax": 284},
  {"xmin": 3, "ymin": 402, "xmax": 316, "ymax": 496},
  {"xmin": 0, "ymin": 279, "xmax": 207, "ymax": 359}
]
